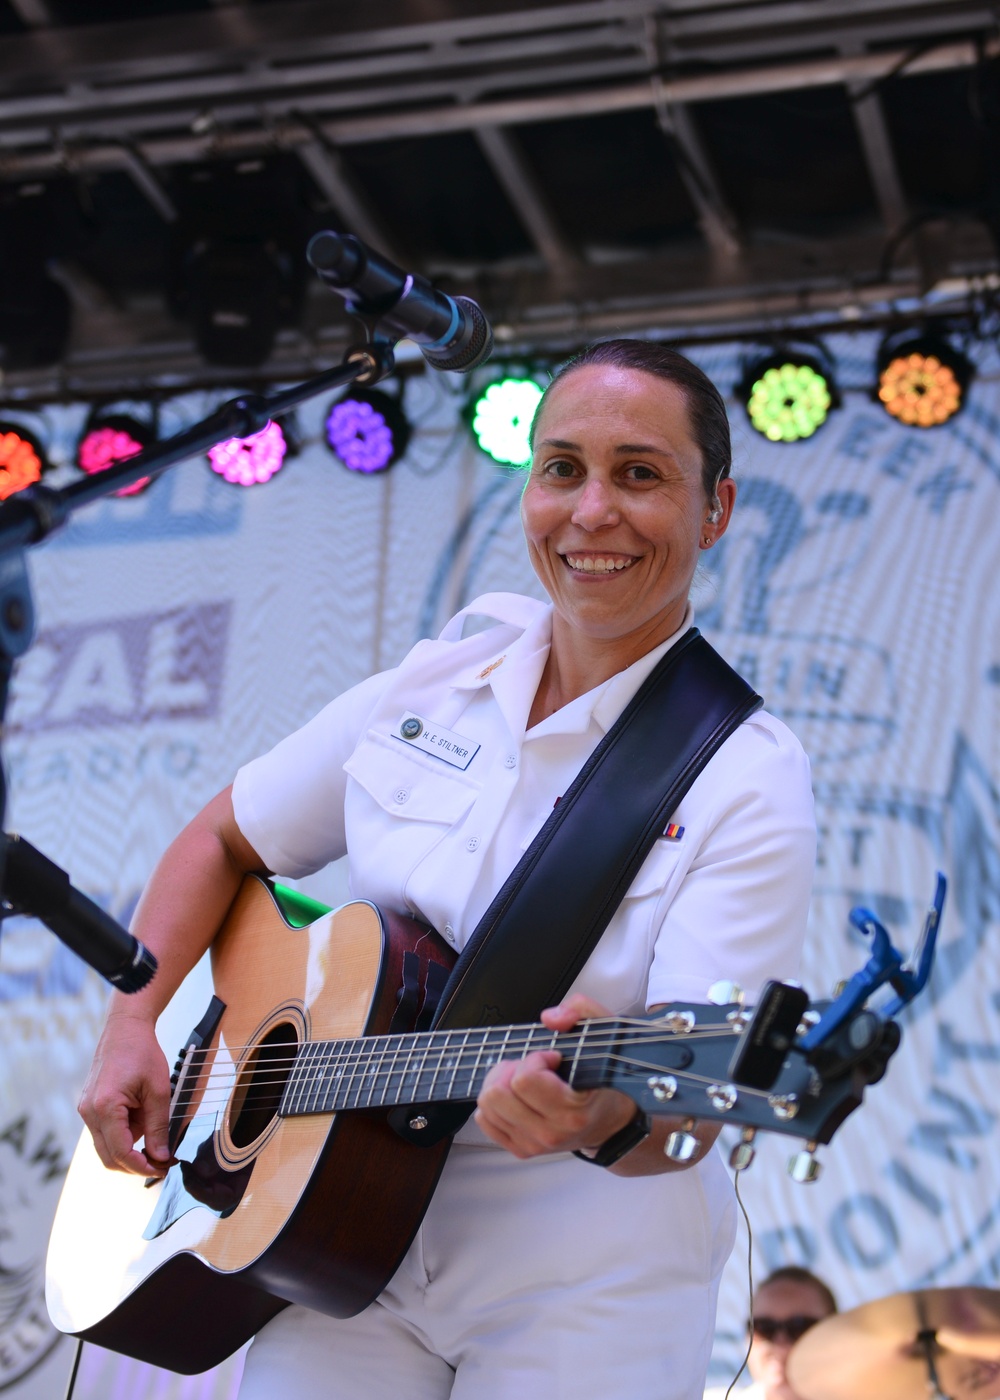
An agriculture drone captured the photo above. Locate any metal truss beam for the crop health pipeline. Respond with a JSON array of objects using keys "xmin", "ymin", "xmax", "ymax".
[
  {"xmin": 0, "ymin": 34, "xmax": 993, "ymax": 185},
  {"xmin": 6, "ymin": 0, "xmax": 53, "ymax": 24},
  {"xmin": 295, "ymin": 135, "xmax": 406, "ymax": 266},
  {"xmin": 473, "ymin": 125, "xmax": 581, "ymax": 276}
]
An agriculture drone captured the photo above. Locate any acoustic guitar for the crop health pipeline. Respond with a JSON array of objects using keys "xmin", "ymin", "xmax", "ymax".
[{"xmin": 45, "ymin": 873, "xmax": 916, "ymax": 1374}]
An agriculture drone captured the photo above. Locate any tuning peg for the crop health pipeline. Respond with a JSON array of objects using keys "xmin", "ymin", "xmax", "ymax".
[
  {"xmin": 664, "ymin": 1118, "xmax": 699, "ymax": 1163},
  {"xmin": 729, "ymin": 1127, "xmax": 756, "ymax": 1172},
  {"xmin": 788, "ymin": 1141, "xmax": 822, "ymax": 1183},
  {"xmin": 707, "ymin": 980, "xmax": 743, "ymax": 1007}
]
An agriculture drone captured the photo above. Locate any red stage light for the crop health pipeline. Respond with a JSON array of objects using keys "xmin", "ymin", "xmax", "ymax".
[
  {"xmin": 77, "ymin": 414, "xmax": 154, "ymax": 496},
  {"xmin": 0, "ymin": 421, "xmax": 46, "ymax": 500}
]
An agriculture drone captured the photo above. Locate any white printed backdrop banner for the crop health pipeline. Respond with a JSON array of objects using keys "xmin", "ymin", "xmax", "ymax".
[{"xmin": 0, "ymin": 334, "xmax": 997, "ymax": 1397}]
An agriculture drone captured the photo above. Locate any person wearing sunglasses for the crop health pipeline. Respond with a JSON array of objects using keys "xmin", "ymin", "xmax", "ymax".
[{"xmin": 745, "ymin": 1267, "xmax": 837, "ymax": 1400}]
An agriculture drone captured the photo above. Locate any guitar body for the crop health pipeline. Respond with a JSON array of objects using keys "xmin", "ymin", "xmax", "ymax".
[{"xmin": 46, "ymin": 877, "xmax": 455, "ymax": 1374}]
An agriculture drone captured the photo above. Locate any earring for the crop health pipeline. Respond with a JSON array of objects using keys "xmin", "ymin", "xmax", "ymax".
[{"xmin": 702, "ymin": 536, "xmax": 712, "ymax": 548}]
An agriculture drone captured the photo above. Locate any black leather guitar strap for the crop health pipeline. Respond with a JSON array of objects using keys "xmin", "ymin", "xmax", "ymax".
[{"xmin": 391, "ymin": 627, "xmax": 761, "ymax": 1145}]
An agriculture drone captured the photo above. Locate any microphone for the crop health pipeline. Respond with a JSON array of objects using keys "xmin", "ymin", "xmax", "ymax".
[
  {"xmin": 307, "ymin": 230, "xmax": 493, "ymax": 373},
  {"xmin": 1, "ymin": 834, "xmax": 157, "ymax": 993}
]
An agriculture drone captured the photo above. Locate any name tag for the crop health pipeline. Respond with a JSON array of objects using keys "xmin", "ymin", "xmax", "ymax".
[{"xmin": 394, "ymin": 712, "xmax": 480, "ymax": 771}]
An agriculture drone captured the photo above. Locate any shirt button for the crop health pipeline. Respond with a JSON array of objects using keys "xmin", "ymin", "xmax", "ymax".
[
  {"xmin": 466, "ymin": 836, "xmax": 480, "ymax": 852},
  {"xmin": 443, "ymin": 923, "xmax": 455, "ymax": 944},
  {"xmin": 504, "ymin": 754, "xmax": 517, "ymax": 769},
  {"xmin": 393, "ymin": 788, "xmax": 409, "ymax": 804}
]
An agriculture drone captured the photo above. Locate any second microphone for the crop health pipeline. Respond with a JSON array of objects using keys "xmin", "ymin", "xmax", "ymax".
[{"xmin": 307, "ymin": 229, "xmax": 494, "ymax": 374}]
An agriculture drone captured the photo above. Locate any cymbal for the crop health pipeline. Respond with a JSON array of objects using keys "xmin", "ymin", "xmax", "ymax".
[{"xmin": 786, "ymin": 1287, "xmax": 1000, "ymax": 1400}]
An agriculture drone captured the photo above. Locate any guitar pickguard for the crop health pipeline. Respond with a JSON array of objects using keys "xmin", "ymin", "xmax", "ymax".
[{"xmin": 143, "ymin": 1114, "xmax": 255, "ymax": 1241}]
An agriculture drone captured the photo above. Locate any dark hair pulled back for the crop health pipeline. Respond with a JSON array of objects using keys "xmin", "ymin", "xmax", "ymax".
[{"xmin": 529, "ymin": 339, "xmax": 732, "ymax": 501}]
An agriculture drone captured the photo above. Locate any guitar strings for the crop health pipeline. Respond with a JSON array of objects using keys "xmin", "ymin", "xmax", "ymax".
[
  {"xmin": 165, "ymin": 1021, "xmax": 746, "ymax": 1097},
  {"xmin": 167, "ymin": 1030, "xmax": 749, "ymax": 1094},
  {"xmin": 164, "ymin": 1047, "xmax": 786, "ymax": 1116},
  {"xmin": 168, "ymin": 1015, "xmax": 740, "ymax": 1073}
]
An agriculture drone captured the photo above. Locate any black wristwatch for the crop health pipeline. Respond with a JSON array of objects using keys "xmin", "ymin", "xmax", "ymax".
[{"xmin": 573, "ymin": 1105, "xmax": 652, "ymax": 1168}]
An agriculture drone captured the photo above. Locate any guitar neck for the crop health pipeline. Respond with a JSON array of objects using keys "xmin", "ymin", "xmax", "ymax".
[{"xmin": 281, "ymin": 1021, "xmax": 608, "ymax": 1117}]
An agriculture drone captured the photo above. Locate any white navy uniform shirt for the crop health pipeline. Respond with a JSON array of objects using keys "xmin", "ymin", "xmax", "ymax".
[
  {"xmin": 231, "ymin": 593, "xmax": 817, "ymax": 1400},
  {"xmin": 233, "ymin": 592, "xmax": 816, "ymax": 1018}
]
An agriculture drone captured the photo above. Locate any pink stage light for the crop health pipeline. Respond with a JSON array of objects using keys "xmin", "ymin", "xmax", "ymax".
[
  {"xmin": 207, "ymin": 420, "xmax": 287, "ymax": 486},
  {"xmin": 77, "ymin": 420, "xmax": 152, "ymax": 496}
]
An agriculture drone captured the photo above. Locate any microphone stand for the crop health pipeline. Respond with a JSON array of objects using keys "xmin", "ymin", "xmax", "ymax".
[{"xmin": 0, "ymin": 334, "xmax": 397, "ymax": 991}]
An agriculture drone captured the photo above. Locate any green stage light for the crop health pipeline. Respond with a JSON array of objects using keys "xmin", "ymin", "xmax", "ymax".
[
  {"xmin": 741, "ymin": 352, "xmax": 836, "ymax": 443},
  {"xmin": 470, "ymin": 376, "xmax": 544, "ymax": 466}
]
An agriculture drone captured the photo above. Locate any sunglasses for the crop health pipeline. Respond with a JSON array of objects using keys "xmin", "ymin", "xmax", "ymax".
[{"xmin": 750, "ymin": 1315, "xmax": 823, "ymax": 1344}]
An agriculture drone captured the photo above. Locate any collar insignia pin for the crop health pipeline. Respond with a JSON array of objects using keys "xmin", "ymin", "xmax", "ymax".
[
  {"xmin": 477, "ymin": 656, "xmax": 505, "ymax": 681},
  {"xmin": 663, "ymin": 823, "xmax": 685, "ymax": 841}
]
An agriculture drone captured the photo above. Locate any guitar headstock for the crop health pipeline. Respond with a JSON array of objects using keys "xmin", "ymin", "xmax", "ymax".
[
  {"xmin": 595, "ymin": 873, "xmax": 945, "ymax": 1181},
  {"xmin": 607, "ymin": 991, "xmax": 892, "ymax": 1163}
]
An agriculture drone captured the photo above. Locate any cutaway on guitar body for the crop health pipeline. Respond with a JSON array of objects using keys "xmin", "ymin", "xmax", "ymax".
[{"xmin": 45, "ymin": 876, "xmax": 455, "ymax": 1374}]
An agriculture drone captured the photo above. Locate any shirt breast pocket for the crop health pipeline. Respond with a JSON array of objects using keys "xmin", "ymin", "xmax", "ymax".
[
  {"xmin": 622, "ymin": 841, "xmax": 687, "ymax": 903},
  {"xmin": 344, "ymin": 729, "xmax": 481, "ymax": 827}
]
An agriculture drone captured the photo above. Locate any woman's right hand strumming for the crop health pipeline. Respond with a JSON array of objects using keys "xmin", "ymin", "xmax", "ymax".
[
  {"xmin": 76, "ymin": 783, "xmax": 269, "ymax": 1177},
  {"xmin": 79, "ymin": 1013, "xmax": 173, "ymax": 1177}
]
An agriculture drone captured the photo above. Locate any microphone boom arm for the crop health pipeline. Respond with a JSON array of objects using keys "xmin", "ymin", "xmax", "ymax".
[{"xmin": 0, "ymin": 222, "xmax": 494, "ymax": 990}]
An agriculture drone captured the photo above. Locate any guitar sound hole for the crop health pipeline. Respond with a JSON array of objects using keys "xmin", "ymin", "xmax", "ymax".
[{"xmin": 230, "ymin": 1021, "xmax": 298, "ymax": 1149}]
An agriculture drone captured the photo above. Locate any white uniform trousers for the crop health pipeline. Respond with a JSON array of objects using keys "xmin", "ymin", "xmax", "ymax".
[{"xmin": 239, "ymin": 1142, "xmax": 736, "ymax": 1400}]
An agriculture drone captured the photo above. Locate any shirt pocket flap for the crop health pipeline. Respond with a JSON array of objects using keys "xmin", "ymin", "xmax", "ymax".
[
  {"xmin": 620, "ymin": 842, "xmax": 686, "ymax": 900},
  {"xmin": 345, "ymin": 730, "xmax": 479, "ymax": 824}
]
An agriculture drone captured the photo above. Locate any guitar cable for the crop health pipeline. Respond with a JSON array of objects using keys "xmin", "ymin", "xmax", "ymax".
[
  {"xmin": 723, "ymin": 1164, "xmax": 755, "ymax": 1400},
  {"xmin": 63, "ymin": 1338, "xmax": 84, "ymax": 1400}
]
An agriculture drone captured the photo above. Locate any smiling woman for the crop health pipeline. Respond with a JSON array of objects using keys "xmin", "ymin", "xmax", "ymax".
[
  {"xmin": 519, "ymin": 343, "xmax": 736, "ymax": 726},
  {"xmin": 77, "ymin": 339, "xmax": 816, "ymax": 1400}
]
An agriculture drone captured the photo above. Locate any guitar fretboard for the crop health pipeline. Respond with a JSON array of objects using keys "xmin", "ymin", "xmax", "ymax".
[{"xmin": 279, "ymin": 1022, "xmax": 608, "ymax": 1116}]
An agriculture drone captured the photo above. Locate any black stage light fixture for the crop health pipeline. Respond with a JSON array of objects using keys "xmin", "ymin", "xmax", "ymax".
[
  {"xmin": 737, "ymin": 345, "xmax": 840, "ymax": 443},
  {"xmin": 875, "ymin": 331, "xmax": 973, "ymax": 428},
  {"xmin": 0, "ymin": 180, "xmax": 90, "ymax": 372},
  {"xmin": 168, "ymin": 157, "xmax": 308, "ymax": 368}
]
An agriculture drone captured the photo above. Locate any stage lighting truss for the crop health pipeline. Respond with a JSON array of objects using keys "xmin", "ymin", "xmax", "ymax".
[
  {"xmin": 77, "ymin": 409, "xmax": 155, "ymax": 497},
  {"xmin": 876, "ymin": 332, "xmax": 972, "ymax": 428},
  {"xmin": 468, "ymin": 373, "xmax": 545, "ymax": 467},
  {"xmin": 740, "ymin": 348, "xmax": 839, "ymax": 443},
  {"xmin": 324, "ymin": 386, "xmax": 411, "ymax": 474},
  {"xmin": 0, "ymin": 419, "xmax": 48, "ymax": 499},
  {"xmin": 207, "ymin": 419, "xmax": 288, "ymax": 487}
]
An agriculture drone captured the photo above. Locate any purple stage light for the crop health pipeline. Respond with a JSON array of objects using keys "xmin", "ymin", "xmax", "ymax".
[
  {"xmin": 324, "ymin": 388, "xmax": 410, "ymax": 474},
  {"xmin": 208, "ymin": 420, "xmax": 287, "ymax": 486}
]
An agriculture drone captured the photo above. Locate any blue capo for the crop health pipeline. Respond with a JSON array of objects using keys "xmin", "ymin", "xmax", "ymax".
[{"xmin": 798, "ymin": 872, "xmax": 946, "ymax": 1053}]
